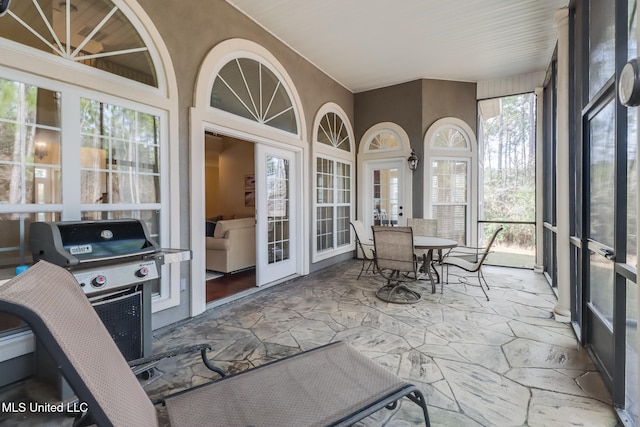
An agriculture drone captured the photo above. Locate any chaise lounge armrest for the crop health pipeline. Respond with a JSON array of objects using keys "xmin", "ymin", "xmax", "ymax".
[{"xmin": 128, "ymin": 343, "xmax": 226, "ymax": 380}]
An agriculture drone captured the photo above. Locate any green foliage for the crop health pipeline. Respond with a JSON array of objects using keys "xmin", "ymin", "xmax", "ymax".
[{"xmin": 480, "ymin": 93, "xmax": 536, "ymax": 248}]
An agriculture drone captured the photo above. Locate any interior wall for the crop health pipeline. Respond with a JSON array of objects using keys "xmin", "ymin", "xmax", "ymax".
[
  {"xmin": 205, "ymin": 164, "xmax": 219, "ymax": 219},
  {"xmin": 218, "ymin": 138, "xmax": 255, "ymax": 219}
]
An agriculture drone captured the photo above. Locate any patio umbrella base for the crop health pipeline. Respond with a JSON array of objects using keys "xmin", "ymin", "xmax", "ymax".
[{"xmin": 376, "ymin": 283, "xmax": 421, "ymax": 304}]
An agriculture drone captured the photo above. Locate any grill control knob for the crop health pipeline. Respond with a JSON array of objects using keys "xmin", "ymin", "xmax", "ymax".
[
  {"xmin": 135, "ymin": 267, "xmax": 149, "ymax": 278},
  {"xmin": 92, "ymin": 275, "xmax": 107, "ymax": 288}
]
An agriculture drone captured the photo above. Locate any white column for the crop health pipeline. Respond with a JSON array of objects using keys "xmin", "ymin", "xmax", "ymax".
[
  {"xmin": 554, "ymin": 8, "xmax": 571, "ymax": 320},
  {"xmin": 534, "ymin": 86, "xmax": 544, "ymax": 273}
]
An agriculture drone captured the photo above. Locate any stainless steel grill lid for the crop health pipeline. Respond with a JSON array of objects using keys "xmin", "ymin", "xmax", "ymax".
[{"xmin": 29, "ymin": 219, "xmax": 159, "ymax": 267}]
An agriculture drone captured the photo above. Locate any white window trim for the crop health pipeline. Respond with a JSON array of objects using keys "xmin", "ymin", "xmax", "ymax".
[
  {"xmin": 312, "ymin": 103, "xmax": 355, "ymax": 262},
  {"xmin": 312, "ymin": 155, "xmax": 354, "ymax": 262},
  {"xmin": 423, "ymin": 117, "xmax": 478, "ymax": 246},
  {"xmin": 0, "ymin": 330, "xmax": 34, "ymax": 362},
  {"xmin": 358, "ymin": 122, "xmax": 413, "ymax": 225},
  {"xmin": 0, "ymin": 0, "xmax": 180, "ymax": 323},
  {"xmin": 190, "ymin": 39, "xmax": 308, "ymax": 317}
]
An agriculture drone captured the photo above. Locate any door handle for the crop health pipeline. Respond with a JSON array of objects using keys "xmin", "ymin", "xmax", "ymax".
[
  {"xmin": 398, "ymin": 212, "xmax": 403, "ymax": 217},
  {"xmin": 598, "ymin": 248, "xmax": 615, "ymax": 261}
]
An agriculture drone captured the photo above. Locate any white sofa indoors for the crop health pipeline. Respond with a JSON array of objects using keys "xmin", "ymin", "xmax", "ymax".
[{"xmin": 206, "ymin": 217, "xmax": 256, "ymax": 273}]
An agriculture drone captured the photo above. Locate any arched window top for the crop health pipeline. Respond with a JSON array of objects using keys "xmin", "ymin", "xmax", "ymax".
[
  {"xmin": 0, "ymin": 0, "xmax": 158, "ymax": 87},
  {"xmin": 430, "ymin": 125, "xmax": 470, "ymax": 150},
  {"xmin": 359, "ymin": 122, "xmax": 410, "ymax": 156},
  {"xmin": 424, "ymin": 117, "xmax": 476, "ymax": 154},
  {"xmin": 315, "ymin": 108, "xmax": 351, "ymax": 153},
  {"xmin": 365, "ymin": 130, "xmax": 401, "ymax": 153},
  {"xmin": 211, "ymin": 56, "xmax": 298, "ymax": 134}
]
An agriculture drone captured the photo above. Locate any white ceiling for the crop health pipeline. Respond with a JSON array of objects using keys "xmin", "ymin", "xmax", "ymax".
[{"xmin": 226, "ymin": 0, "xmax": 569, "ymax": 93}]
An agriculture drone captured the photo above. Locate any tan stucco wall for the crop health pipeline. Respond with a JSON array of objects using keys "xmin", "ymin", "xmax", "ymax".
[
  {"xmin": 134, "ymin": 0, "xmax": 354, "ymax": 326},
  {"xmin": 354, "ymin": 79, "xmax": 477, "ymax": 218}
]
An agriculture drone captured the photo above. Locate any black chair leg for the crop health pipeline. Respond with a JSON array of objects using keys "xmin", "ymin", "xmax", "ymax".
[
  {"xmin": 357, "ymin": 258, "xmax": 366, "ymax": 280},
  {"xmin": 478, "ymin": 270, "xmax": 489, "ymax": 301}
]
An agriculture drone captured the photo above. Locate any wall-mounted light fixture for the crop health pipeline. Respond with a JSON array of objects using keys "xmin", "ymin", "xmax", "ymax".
[
  {"xmin": 407, "ymin": 149, "xmax": 419, "ymax": 171},
  {"xmin": 34, "ymin": 140, "xmax": 49, "ymax": 160}
]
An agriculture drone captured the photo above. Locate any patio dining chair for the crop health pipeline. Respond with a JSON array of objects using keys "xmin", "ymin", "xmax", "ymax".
[
  {"xmin": 441, "ymin": 226, "xmax": 504, "ymax": 301},
  {"xmin": 0, "ymin": 261, "xmax": 431, "ymax": 427},
  {"xmin": 406, "ymin": 218, "xmax": 440, "ymax": 280},
  {"xmin": 372, "ymin": 226, "xmax": 421, "ymax": 304},
  {"xmin": 350, "ymin": 220, "xmax": 376, "ymax": 279}
]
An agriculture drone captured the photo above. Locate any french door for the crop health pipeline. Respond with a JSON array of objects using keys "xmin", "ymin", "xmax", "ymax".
[
  {"xmin": 584, "ymin": 94, "xmax": 617, "ymax": 383},
  {"xmin": 255, "ymin": 144, "xmax": 297, "ymax": 286},
  {"xmin": 572, "ymin": 1, "xmax": 638, "ymax": 423},
  {"xmin": 364, "ymin": 159, "xmax": 406, "ymax": 233}
]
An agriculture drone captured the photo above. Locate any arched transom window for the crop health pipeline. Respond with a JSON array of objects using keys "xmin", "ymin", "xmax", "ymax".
[
  {"xmin": 0, "ymin": 0, "xmax": 157, "ymax": 86},
  {"xmin": 211, "ymin": 57, "xmax": 297, "ymax": 134},
  {"xmin": 430, "ymin": 126, "xmax": 470, "ymax": 150},
  {"xmin": 317, "ymin": 112, "xmax": 350, "ymax": 152},
  {"xmin": 366, "ymin": 131, "xmax": 401, "ymax": 153}
]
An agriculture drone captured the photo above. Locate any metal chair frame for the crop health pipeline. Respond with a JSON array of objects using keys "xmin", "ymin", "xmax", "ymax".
[
  {"xmin": 441, "ymin": 226, "xmax": 504, "ymax": 301},
  {"xmin": 371, "ymin": 226, "xmax": 421, "ymax": 304},
  {"xmin": 350, "ymin": 220, "xmax": 375, "ymax": 279}
]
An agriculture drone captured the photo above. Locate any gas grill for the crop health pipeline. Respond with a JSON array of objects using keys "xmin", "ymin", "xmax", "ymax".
[
  {"xmin": 28, "ymin": 219, "xmax": 189, "ymax": 401},
  {"xmin": 30, "ymin": 219, "xmax": 161, "ymax": 297}
]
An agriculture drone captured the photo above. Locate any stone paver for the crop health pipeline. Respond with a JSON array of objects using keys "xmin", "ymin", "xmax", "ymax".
[{"xmin": 0, "ymin": 260, "xmax": 618, "ymax": 426}]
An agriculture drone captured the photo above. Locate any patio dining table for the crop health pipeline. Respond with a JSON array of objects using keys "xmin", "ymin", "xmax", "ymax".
[{"xmin": 413, "ymin": 236, "xmax": 457, "ymax": 294}]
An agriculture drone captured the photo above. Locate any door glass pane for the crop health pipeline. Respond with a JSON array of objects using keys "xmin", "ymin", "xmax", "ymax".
[
  {"xmin": 628, "ymin": 105, "xmax": 638, "ymax": 268},
  {"xmin": 627, "ymin": 280, "xmax": 639, "ymax": 426},
  {"xmin": 589, "ymin": 251, "xmax": 613, "ymax": 323},
  {"xmin": 629, "ymin": 0, "xmax": 638, "ymax": 61},
  {"xmin": 628, "ymin": 0, "xmax": 638, "ymax": 269},
  {"xmin": 267, "ymin": 156, "xmax": 289, "ymax": 264},
  {"xmin": 589, "ymin": 101, "xmax": 615, "ymax": 247},
  {"xmin": 589, "ymin": 0, "xmax": 615, "ymax": 98},
  {"xmin": 372, "ymin": 168, "xmax": 398, "ymax": 226}
]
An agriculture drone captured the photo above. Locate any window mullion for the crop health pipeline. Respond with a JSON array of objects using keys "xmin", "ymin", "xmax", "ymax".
[{"xmin": 60, "ymin": 90, "xmax": 82, "ymax": 220}]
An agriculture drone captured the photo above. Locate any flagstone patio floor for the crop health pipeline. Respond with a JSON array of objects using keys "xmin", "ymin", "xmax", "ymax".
[{"xmin": 1, "ymin": 259, "xmax": 618, "ymax": 426}]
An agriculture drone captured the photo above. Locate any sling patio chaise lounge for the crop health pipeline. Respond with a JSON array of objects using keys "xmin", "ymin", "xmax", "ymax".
[{"xmin": 0, "ymin": 261, "xmax": 430, "ymax": 427}]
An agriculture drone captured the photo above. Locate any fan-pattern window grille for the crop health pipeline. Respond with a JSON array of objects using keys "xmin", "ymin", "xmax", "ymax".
[
  {"xmin": 366, "ymin": 131, "xmax": 401, "ymax": 152},
  {"xmin": 431, "ymin": 126, "xmax": 470, "ymax": 150},
  {"xmin": 317, "ymin": 112, "xmax": 350, "ymax": 152},
  {"xmin": 0, "ymin": 0, "xmax": 157, "ymax": 86},
  {"xmin": 211, "ymin": 58, "xmax": 297, "ymax": 134}
]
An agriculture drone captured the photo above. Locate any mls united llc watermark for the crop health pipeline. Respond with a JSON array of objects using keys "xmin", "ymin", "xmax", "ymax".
[{"xmin": 2, "ymin": 401, "xmax": 88, "ymax": 414}]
